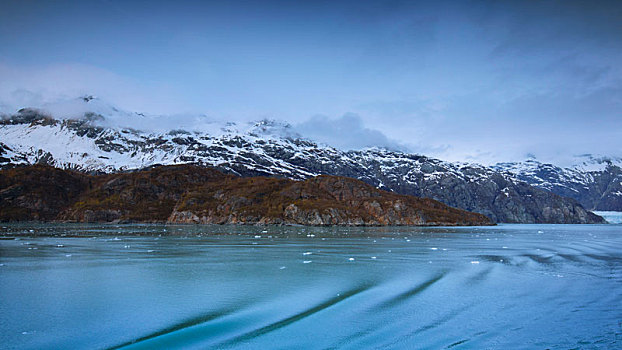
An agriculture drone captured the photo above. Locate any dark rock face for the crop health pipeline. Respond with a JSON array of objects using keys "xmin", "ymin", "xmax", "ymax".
[
  {"xmin": 494, "ymin": 160, "xmax": 622, "ymax": 212},
  {"xmin": 224, "ymin": 150, "xmax": 604, "ymax": 224},
  {"xmin": 0, "ymin": 165, "xmax": 492, "ymax": 226}
]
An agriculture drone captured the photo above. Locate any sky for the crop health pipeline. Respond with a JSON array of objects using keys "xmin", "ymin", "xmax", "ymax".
[{"xmin": 0, "ymin": 0, "xmax": 621, "ymax": 165}]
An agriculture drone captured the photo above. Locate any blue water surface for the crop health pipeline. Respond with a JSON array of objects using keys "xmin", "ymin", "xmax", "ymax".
[{"xmin": 1, "ymin": 223, "xmax": 621, "ymax": 349}]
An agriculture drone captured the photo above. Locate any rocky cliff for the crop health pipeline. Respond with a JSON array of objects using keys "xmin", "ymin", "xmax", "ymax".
[{"xmin": 0, "ymin": 164, "xmax": 493, "ymax": 226}]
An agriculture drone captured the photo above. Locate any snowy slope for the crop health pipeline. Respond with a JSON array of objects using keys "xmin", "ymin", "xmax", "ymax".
[{"xmin": 494, "ymin": 156, "xmax": 622, "ymax": 211}]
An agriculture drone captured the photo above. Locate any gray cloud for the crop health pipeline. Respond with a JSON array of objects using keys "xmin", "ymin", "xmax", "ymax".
[
  {"xmin": 294, "ymin": 113, "xmax": 408, "ymax": 152},
  {"xmin": 0, "ymin": 62, "xmax": 194, "ymax": 115}
]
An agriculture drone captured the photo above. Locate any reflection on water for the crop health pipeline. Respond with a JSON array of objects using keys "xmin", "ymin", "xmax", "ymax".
[{"xmin": 1, "ymin": 223, "xmax": 621, "ymax": 349}]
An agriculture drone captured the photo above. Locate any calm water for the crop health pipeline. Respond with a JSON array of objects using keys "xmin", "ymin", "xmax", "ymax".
[{"xmin": 1, "ymin": 223, "xmax": 621, "ymax": 349}]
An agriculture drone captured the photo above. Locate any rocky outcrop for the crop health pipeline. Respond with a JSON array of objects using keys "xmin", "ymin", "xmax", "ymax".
[
  {"xmin": 167, "ymin": 175, "xmax": 492, "ymax": 226},
  {"xmin": 0, "ymin": 165, "xmax": 493, "ymax": 226}
]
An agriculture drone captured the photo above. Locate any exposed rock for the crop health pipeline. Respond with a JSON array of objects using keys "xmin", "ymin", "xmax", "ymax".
[
  {"xmin": 168, "ymin": 175, "xmax": 492, "ymax": 226},
  {"xmin": 0, "ymin": 165, "xmax": 492, "ymax": 226}
]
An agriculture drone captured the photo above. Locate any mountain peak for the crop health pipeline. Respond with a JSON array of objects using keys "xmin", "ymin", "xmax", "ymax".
[
  {"xmin": 81, "ymin": 95, "xmax": 96, "ymax": 103},
  {"xmin": 246, "ymin": 118, "xmax": 300, "ymax": 140},
  {"xmin": 571, "ymin": 154, "xmax": 622, "ymax": 172}
]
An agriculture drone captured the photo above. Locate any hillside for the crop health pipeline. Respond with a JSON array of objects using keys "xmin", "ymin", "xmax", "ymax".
[{"xmin": 0, "ymin": 165, "xmax": 493, "ymax": 226}]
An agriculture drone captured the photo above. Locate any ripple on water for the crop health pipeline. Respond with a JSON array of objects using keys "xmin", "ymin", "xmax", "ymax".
[{"xmin": 0, "ymin": 223, "xmax": 621, "ymax": 349}]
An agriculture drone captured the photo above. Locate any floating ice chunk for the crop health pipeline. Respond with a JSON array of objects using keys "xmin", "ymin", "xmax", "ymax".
[
  {"xmin": 430, "ymin": 247, "xmax": 438, "ymax": 250},
  {"xmin": 537, "ymin": 230, "xmax": 544, "ymax": 234},
  {"xmin": 124, "ymin": 245, "xmax": 131, "ymax": 248},
  {"xmin": 279, "ymin": 266, "xmax": 286, "ymax": 269},
  {"xmin": 56, "ymin": 244, "xmax": 64, "ymax": 247},
  {"xmin": 303, "ymin": 260, "xmax": 312, "ymax": 264},
  {"xmin": 303, "ymin": 252, "xmax": 312, "ymax": 255},
  {"xmin": 470, "ymin": 260, "xmax": 480, "ymax": 264},
  {"xmin": 371, "ymin": 256, "xmax": 377, "ymax": 259},
  {"xmin": 65, "ymin": 254, "xmax": 72, "ymax": 257},
  {"xmin": 262, "ymin": 230, "xmax": 268, "ymax": 233},
  {"xmin": 306, "ymin": 234, "xmax": 315, "ymax": 237},
  {"xmin": 348, "ymin": 258, "xmax": 355, "ymax": 261},
  {"xmin": 442, "ymin": 248, "xmax": 448, "ymax": 251},
  {"xmin": 0, "ymin": 263, "xmax": 4, "ymax": 266},
  {"xmin": 388, "ymin": 250, "xmax": 392, "ymax": 252},
  {"xmin": 113, "ymin": 237, "xmax": 120, "ymax": 241},
  {"xmin": 502, "ymin": 246, "xmax": 508, "ymax": 249},
  {"xmin": 147, "ymin": 250, "xmax": 155, "ymax": 253},
  {"xmin": 254, "ymin": 235, "xmax": 262, "ymax": 238}
]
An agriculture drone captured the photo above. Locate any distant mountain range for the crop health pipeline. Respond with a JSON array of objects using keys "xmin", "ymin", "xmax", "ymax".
[
  {"xmin": 493, "ymin": 156, "xmax": 622, "ymax": 212},
  {"xmin": 0, "ymin": 96, "xmax": 612, "ymax": 224}
]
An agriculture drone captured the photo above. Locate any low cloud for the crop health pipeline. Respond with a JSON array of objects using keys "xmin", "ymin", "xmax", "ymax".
[
  {"xmin": 294, "ymin": 113, "xmax": 408, "ymax": 151},
  {"xmin": 0, "ymin": 62, "xmax": 193, "ymax": 115}
]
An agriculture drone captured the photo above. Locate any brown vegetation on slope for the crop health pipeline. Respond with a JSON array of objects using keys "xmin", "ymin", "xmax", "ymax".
[
  {"xmin": 170, "ymin": 175, "xmax": 492, "ymax": 225},
  {"xmin": 0, "ymin": 164, "xmax": 492, "ymax": 226},
  {"xmin": 0, "ymin": 165, "xmax": 90, "ymax": 221},
  {"xmin": 59, "ymin": 165, "xmax": 229, "ymax": 222}
]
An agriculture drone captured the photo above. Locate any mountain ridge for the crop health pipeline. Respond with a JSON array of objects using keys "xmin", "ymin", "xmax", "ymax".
[
  {"xmin": 0, "ymin": 99, "xmax": 607, "ymax": 224},
  {"xmin": 493, "ymin": 157, "xmax": 622, "ymax": 211}
]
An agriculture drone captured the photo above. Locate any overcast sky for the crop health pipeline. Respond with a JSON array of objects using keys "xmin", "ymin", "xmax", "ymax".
[{"xmin": 1, "ymin": 0, "xmax": 621, "ymax": 164}]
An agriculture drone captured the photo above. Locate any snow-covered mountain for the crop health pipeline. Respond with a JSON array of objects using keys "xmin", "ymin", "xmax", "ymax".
[
  {"xmin": 0, "ymin": 97, "xmax": 605, "ymax": 224},
  {"xmin": 493, "ymin": 155, "xmax": 622, "ymax": 211}
]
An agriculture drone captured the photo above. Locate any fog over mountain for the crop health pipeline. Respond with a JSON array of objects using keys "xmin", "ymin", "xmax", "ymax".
[{"xmin": 0, "ymin": 98, "xmax": 612, "ymax": 223}]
